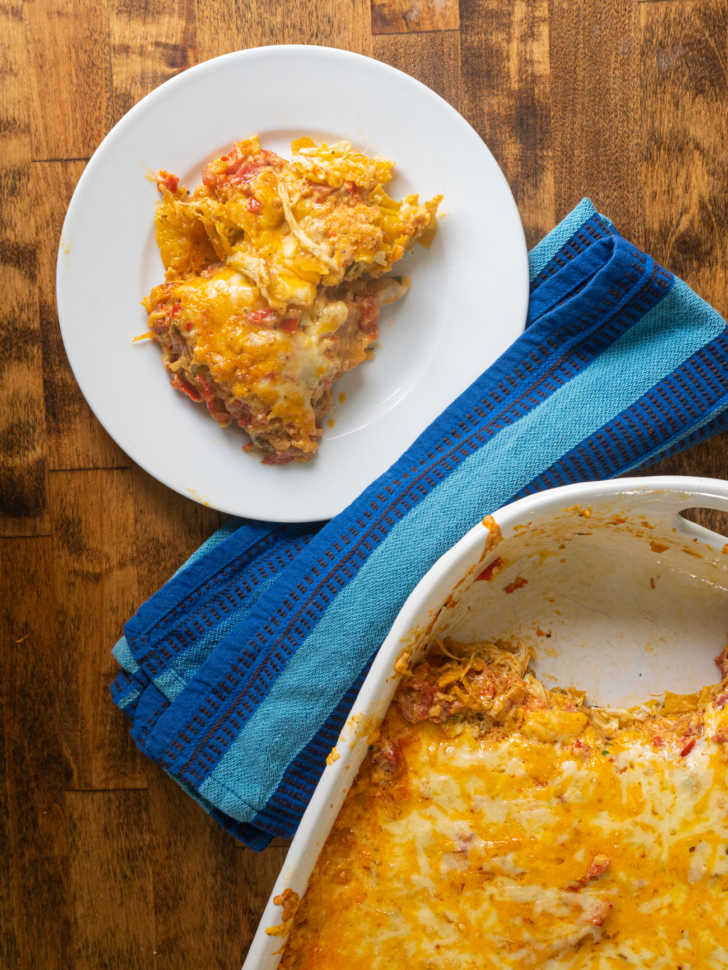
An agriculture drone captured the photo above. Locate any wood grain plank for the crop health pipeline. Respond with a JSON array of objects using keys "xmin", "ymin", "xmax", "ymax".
[
  {"xmin": 195, "ymin": 0, "xmax": 372, "ymax": 62},
  {"xmin": 25, "ymin": 0, "xmax": 111, "ymax": 160},
  {"xmin": 35, "ymin": 161, "xmax": 129, "ymax": 471},
  {"xmin": 459, "ymin": 0, "xmax": 555, "ymax": 247},
  {"xmin": 0, "ymin": 707, "xmax": 19, "ymax": 969},
  {"xmin": 65, "ymin": 789, "xmax": 156, "ymax": 968},
  {"xmin": 124, "ymin": 475, "xmax": 268, "ymax": 968},
  {"xmin": 49, "ymin": 469, "xmax": 146, "ymax": 790},
  {"xmin": 639, "ymin": 1, "xmax": 728, "ymax": 533},
  {"xmin": 0, "ymin": 1, "xmax": 48, "ymax": 536},
  {"xmin": 145, "ymin": 770, "xmax": 287, "ymax": 968},
  {"xmin": 371, "ymin": 0, "xmax": 459, "ymax": 34},
  {"xmin": 1, "ymin": 536, "xmax": 72, "ymax": 967},
  {"xmin": 373, "ymin": 30, "xmax": 462, "ymax": 109},
  {"xmin": 123, "ymin": 477, "xmax": 266, "ymax": 969},
  {"xmin": 110, "ymin": 470, "xmax": 222, "ymax": 787},
  {"xmin": 641, "ymin": 0, "xmax": 728, "ymax": 312},
  {"xmin": 3, "ymin": 3, "xmax": 728, "ymax": 970},
  {"xmin": 238, "ymin": 840, "xmax": 289, "ymax": 962},
  {"xmin": 131, "ymin": 467, "xmax": 224, "ymax": 598},
  {"xmin": 108, "ymin": 0, "xmax": 196, "ymax": 123},
  {"xmin": 549, "ymin": 0, "xmax": 641, "ymax": 239}
]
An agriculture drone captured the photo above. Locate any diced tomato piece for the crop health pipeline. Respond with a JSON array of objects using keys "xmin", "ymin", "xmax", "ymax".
[
  {"xmin": 278, "ymin": 315, "xmax": 300, "ymax": 333},
  {"xmin": 680, "ymin": 738, "xmax": 696, "ymax": 757},
  {"xmin": 155, "ymin": 169, "xmax": 179, "ymax": 194},
  {"xmin": 202, "ymin": 147, "xmax": 284, "ymax": 191},
  {"xmin": 202, "ymin": 148, "xmax": 246, "ymax": 189},
  {"xmin": 196, "ymin": 377, "xmax": 220, "ymax": 415},
  {"xmin": 398, "ymin": 678, "xmax": 438, "ymax": 723},
  {"xmin": 170, "ymin": 374, "xmax": 201, "ymax": 403},
  {"xmin": 247, "ymin": 307, "xmax": 278, "ymax": 326},
  {"xmin": 571, "ymin": 738, "xmax": 591, "ymax": 758},
  {"xmin": 238, "ymin": 156, "xmax": 274, "ymax": 185},
  {"xmin": 234, "ymin": 159, "xmax": 263, "ymax": 183}
]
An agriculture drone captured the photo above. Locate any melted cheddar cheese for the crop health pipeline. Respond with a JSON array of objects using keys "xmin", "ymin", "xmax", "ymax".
[
  {"xmin": 145, "ymin": 137, "xmax": 440, "ymax": 461},
  {"xmin": 170, "ymin": 136, "xmax": 439, "ymax": 309},
  {"xmin": 277, "ymin": 641, "xmax": 728, "ymax": 969}
]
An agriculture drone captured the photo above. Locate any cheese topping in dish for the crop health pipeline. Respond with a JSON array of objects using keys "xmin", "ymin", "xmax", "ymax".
[
  {"xmin": 144, "ymin": 137, "xmax": 440, "ymax": 463},
  {"xmin": 277, "ymin": 640, "xmax": 728, "ymax": 969}
]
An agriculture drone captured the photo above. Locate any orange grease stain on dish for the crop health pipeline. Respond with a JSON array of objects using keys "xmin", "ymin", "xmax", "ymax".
[
  {"xmin": 504, "ymin": 576, "xmax": 528, "ymax": 594},
  {"xmin": 338, "ymin": 392, "xmax": 347, "ymax": 404},
  {"xmin": 341, "ymin": 712, "xmax": 379, "ymax": 747},
  {"xmin": 682, "ymin": 546, "xmax": 703, "ymax": 559},
  {"xmin": 650, "ymin": 540, "xmax": 669, "ymax": 553},
  {"xmin": 476, "ymin": 556, "xmax": 503, "ymax": 582}
]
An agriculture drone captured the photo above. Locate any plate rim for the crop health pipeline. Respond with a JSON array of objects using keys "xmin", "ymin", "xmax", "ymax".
[{"xmin": 56, "ymin": 44, "xmax": 529, "ymax": 522}]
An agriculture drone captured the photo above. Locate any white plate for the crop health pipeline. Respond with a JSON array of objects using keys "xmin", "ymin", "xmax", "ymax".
[{"xmin": 57, "ymin": 45, "xmax": 528, "ymax": 522}]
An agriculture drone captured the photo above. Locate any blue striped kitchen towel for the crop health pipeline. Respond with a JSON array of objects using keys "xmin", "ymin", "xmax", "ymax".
[{"xmin": 112, "ymin": 198, "xmax": 728, "ymax": 849}]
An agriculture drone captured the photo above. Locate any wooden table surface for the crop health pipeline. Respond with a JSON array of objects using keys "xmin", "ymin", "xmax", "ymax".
[{"xmin": 2, "ymin": 0, "xmax": 728, "ymax": 967}]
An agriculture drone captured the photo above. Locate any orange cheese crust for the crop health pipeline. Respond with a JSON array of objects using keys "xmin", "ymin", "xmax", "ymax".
[
  {"xmin": 145, "ymin": 137, "xmax": 441, "ymax": 463},
  {"xmin": 278, "ymin": 641, "xmax": 728, "ymax": 969}
]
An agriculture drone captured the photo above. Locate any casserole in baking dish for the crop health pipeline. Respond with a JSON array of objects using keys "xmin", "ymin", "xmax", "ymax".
[{"xmin": 245, "ymin": 477, "xmax": 728, "ymax": 969}]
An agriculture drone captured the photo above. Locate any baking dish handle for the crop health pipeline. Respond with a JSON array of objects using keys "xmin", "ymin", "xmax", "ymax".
[{"xmin": 618, "ymin": 480, "xmax": 728, "ymax": 546}]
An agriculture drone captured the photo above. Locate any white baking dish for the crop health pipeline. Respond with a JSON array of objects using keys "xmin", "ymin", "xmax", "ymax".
[{"xmin": 244, "ymin": 476, "xmax": 728, "ymax": 969}]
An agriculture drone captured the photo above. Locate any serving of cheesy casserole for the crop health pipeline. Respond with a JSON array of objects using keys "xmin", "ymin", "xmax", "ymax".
[
  {"xmin": 144, "ymin": 136, "xmax": 440, "ymax": 462},
  {"xmin": 277, "ymin": 638, "xmax": 728, "ymax": 968}
]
